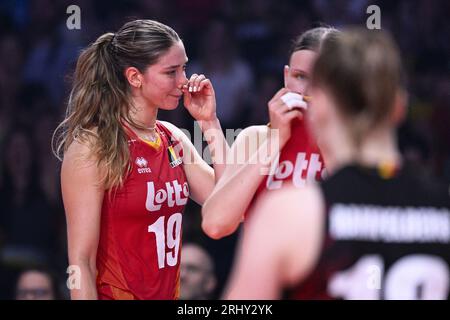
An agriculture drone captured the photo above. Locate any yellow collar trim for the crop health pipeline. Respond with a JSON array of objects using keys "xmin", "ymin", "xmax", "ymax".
[{"xmin": 141, "ymin": 133, "xmax": 161, "ymax": 150}]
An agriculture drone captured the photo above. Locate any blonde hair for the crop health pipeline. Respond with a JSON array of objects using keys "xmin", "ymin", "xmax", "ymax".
[{"xmin": 53, "ymin": 20, "xmax": 180, "ymax": 189}]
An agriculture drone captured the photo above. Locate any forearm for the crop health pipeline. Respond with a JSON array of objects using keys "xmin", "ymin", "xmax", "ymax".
[
  {"xmin": 198, "ymin": 118, "xmax": 230, "ymax": 182},
  {"xmin": 69, "ymin": 260, "xmax": 98, "ymax": 300},
  {"xmin": 202, "ymin": 133, "xmax": 281, "ymax": 239}
]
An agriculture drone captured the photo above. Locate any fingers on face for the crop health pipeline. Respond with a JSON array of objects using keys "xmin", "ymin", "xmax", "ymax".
[
  {"xmin": 197, "ymin": 78, "xmax": 211, "ymax": 92},
  {"xmin": 269, "ymin": 100, "xmax": 291, "ymax": 120},
  {"xmin": 286, "ymin": 109, "xmax": 303, "ymax": 121},
  {"xmin": 271, "ymin": 90, "xmax": 307, "ymax": 113},
  {"xmin": 270, "ymin": 98, "xmax": 304, "ymax": 124},
  {"xmin": 282, "ymin": 97, "xmax": 308, "ymax": 111},
  {"xmin": 187, "ymin": 74, "xmax": 207, "ymax": 93},
  {"xmin": 270, "ymin": 87, "xmax": 290, "ymax": 103}
]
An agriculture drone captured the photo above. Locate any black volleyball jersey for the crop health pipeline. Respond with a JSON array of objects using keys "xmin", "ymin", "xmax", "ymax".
[{"xmin": 288, "ymin": 163, "xmax": 450, "ymax": 300}]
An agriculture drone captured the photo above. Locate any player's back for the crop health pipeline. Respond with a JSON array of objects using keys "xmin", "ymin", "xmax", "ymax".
[{"xmin": 289, "ymin": 163, "xmax": 450, "ymax": 300}]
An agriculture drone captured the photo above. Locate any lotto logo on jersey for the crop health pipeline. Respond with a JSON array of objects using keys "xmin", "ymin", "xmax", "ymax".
[
  {"xmin": 135, "ymin": 157, "xmax": 151, "ymax": 174},
  {"xmin": 146, "ymin": 180, "xmax": 189, "ymax": 212},
  {"xmin": 266, "ymin": 152, "xmax": 326, "ymax": 190}
]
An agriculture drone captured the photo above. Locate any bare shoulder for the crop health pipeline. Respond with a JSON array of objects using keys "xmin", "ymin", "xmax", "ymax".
[
  {"xmin": 61, "ymin": 129, "xmax": 105, "ymax": 187},
  {"xmin": 280, "ymin": 185, "xmax": 323, "ymax": 219},
  {"xmin": 251, "ymin": 184, "xmax": 324, "ymax": 227},
  {"xmin": 248, "ymin": 184, "xmax": 325, "ymax": 284},
  {"xmin": 158, "ymin": 120, "xmax": 184, "ymax": 137},
  {"xmin": 231, "ymin": 125, "xmax": 268, "ymax": 162},
  {"xmin": 237, "ymin": 125, "xmax": 268, "ymax": 141},
  {"xmin": 158, "ymin": 120, "xmax": 176, "ymax": 131},
  {"xmin": 63, "ymin": 129, "xmax": 99, "ymax": 166}
]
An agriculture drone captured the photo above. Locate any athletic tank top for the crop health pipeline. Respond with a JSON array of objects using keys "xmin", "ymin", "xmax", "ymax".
[
  {"xmin": 96, "ymin": 121, "xmax": 189, "ymax": 300},
  {"xmin": 288, "ymin": 163, "xmax": 450, "ymax": 300},
  {"xmin": 246, "ymin": 118, "xmax": 326, "ymax": 220}
]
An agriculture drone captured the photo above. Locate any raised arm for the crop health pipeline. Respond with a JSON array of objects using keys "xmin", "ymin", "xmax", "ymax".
[
  {"xmin": 201, "ymin": 125, "xmax": 275, "ymax": 239},
  {"xmin": 159, "ymin": 73, "xmax": 230, "ymax": 206},
  {"xmin": 160, "ymin": 119, "xmax": 228, "ymax": 206},
  {"xmin": 61, "ymin": 139, "xmax": 104, "ymax": 300},
  {"xmin": 202, "ymin": 87, "xmax": 304, "ymax": 239}
]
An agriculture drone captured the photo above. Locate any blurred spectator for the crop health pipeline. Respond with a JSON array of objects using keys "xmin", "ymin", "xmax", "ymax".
[
  {"xmin": 188, "ymin": 19, "xmax": 253, "ymax": 129},
  {"xmin": 0, "ymin": 126, "xmax": 58, "ymax": 266},
  {"xmin": 0, "ymin": 33, "xmax": 24, "ymax": 113},
  {"xmin": 0, "ymin": 0, "xmax": 449, "ymax": 300},
  {"xmin": 430, "ymin": 77, "xmax": 450, "ymax": 182},
  {"xmin": 247, "ymin": 73, "xmax": 281, "ymax": 125},
  {"xmin": 33, "ymin": 109, "xmax": 62, "ymax": 208},
  {"xmin": 312, "ymin": 0, "xmax": 371, "ymax": 27},
  {"xmin": 234, "ymin": 0, "xmax": 276, "ymax": 74},
  {"xmin": 15, "ymin": 267, "xmax": 64, "ymax": 300},
  {"xmin": 180, "ymin": 243, "xmax": 217, "ymax": 300},
  {"xmin": 22, "ymin": 0, "xmax": 85, "ymax": 106}
]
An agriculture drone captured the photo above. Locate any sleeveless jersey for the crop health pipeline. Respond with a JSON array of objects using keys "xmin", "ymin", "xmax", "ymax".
[
  {"xmin": 246, "ymin": 118, "xmax": 326, "ymax": 220},
  {"xmin": 288, "ymin": 163, "xmax": 450, "ymax": 300},
  {"xmin": 96, "ymin": 121, "xmax": 189, "ymax": 300}
]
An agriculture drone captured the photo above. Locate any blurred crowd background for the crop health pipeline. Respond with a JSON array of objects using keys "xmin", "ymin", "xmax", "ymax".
[{"xmin": 0, "ymin": 0, "xmax": 449, "ymax": 299}]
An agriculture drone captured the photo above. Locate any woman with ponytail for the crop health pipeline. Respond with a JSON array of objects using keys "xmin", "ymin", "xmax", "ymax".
[
  {"xmin": 226, "ymin": 28, "xmax": 450, "ymax": 300},
  {"xmin": 53, "ymin": 20, "xmax": 228, "ymax": 300},
  {"xmin": 202, "ymin": 27, "xmax": 339, "ymax": 239}
]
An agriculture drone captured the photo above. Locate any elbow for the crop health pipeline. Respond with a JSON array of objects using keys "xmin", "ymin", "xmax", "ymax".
[
  {"xmin": 202, "ymin": 220, "xmax": 226, "ymax": 240},
  {"xmin": 201, "ymin": 206, "xmax": 239, "ymax": 240}
]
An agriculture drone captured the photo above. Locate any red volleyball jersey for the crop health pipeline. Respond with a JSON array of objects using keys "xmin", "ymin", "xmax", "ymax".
[
  {"xmin": 96, "ymin": 121, "xmax": 188, "ymax": 300},
  {"xmin": 246, "ymin": 118, "xmax": 326, "ymax": 220}
]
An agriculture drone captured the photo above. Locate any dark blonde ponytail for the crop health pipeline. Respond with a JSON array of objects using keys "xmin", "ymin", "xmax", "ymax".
[{"xmin": 53, "ymin": 20, "xmax": 180, "ymax": 189}]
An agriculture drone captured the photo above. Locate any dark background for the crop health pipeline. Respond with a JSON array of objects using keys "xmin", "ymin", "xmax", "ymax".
[{"xmin": 0, "ymin": 0, "xmax": 449, "ymax": 299}]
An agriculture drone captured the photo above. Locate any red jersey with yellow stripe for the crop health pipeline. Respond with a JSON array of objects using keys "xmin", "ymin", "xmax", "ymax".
[
  {"xmin": 96, "ymin": 121, "xmax": 188, "ymax": 300},
  {"xmin": 246, "ymin": 118, "xmax": 326, "ymax": 220}
]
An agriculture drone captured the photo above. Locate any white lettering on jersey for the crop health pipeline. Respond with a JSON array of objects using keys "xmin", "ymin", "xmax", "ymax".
[
  {"xmin": 146, "ymin": 180, "xmax": 189, "ymax": 212},
  {"xmin": 329, "ymin": 254, "xmax": 450, "ymax": 300},
  {"xmin": 266, "ymin": 152, "xmax": 324, "ymax": 190},
  {"xmin": 329, "ymin": 204, "xmax": 450, "ymax": 243}
]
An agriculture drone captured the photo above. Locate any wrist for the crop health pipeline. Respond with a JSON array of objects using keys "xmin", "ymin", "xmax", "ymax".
[
  {"xmin": 198, "ymin": 116, "xmax": 219, "ymax": 131},
  {"xmin": 268, "ymin": 128, "xmax": 288, "ymax": 151}
]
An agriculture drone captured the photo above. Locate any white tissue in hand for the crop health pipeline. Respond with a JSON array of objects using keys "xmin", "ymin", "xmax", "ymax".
[{"xmin": 281, "ymin": 92, "xmax": 308, "ymax": 110}]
